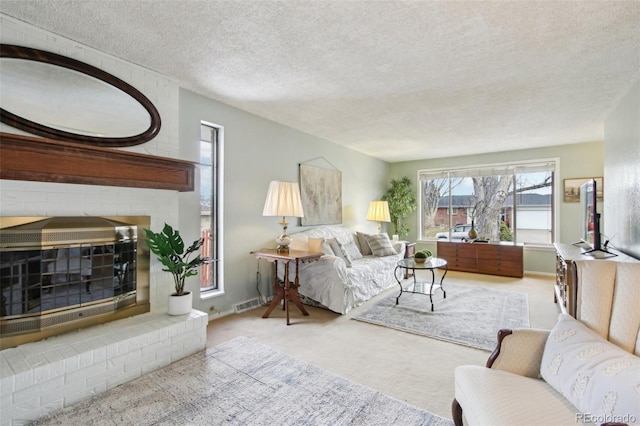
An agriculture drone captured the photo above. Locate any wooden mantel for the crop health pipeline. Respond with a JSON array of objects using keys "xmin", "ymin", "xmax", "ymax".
[{"xmin": 0, "ymin": 132, "xmax": 194, "ymax": 192}]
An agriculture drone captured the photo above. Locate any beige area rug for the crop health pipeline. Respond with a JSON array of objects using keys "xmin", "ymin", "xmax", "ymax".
[
  {"xmin": 353, "ymin": 283, "xmax": 529, "ymax": 351},
  {"xmin": 33, "ymin": 336, "xmax": 453, "ymax": 426}
]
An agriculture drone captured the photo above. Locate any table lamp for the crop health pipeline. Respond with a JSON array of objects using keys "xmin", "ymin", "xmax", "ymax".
[
  {"xmin": 262, "ymin": 181, "xmax": 304, "ymax": 252},
  {"xmin": 366, "ymin": 200, "xmax": 391, "ymax": 233}
]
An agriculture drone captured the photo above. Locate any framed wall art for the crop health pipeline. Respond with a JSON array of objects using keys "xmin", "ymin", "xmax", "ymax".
[
  {"xmin": 299, "ymin": 160, "xmax": 342, "ymax": 225},
  {"xmin": 563, "ymin": 177, "xmax": 603, "ymax": 202}
]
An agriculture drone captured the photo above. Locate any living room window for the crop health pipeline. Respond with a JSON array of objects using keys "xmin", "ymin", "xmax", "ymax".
[
  {"xmin": 200, "ymin": 122, "xmax": 221, "ymax": 292},
  {"xmin": 418, "ymin": 159, "xmax": 556, "ymax": 245}
]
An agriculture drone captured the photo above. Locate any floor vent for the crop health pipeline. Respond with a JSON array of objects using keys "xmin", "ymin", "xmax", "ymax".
[{"xmin": 234, "ymin": 298, "xmax": 261, "ymax": 313}]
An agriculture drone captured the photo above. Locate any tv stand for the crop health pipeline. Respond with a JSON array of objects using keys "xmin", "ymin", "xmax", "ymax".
[{"xmin": 553, "ymin": 243, "xmax": 636, "ymax": 317}]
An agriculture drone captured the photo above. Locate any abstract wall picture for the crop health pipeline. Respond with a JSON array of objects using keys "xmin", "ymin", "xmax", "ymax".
[{"xmin": 300, "ymin": 164, "xmax": 342, "ymax": 225}]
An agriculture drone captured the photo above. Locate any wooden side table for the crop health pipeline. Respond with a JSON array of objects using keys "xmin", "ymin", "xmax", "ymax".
[{"xmin": 251, "ymin": 249, "xmax": 323, "ymax": 325}]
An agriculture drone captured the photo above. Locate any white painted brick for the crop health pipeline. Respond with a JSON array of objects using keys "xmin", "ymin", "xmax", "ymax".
[
  {"xmin": 117, "ymin": 340, "xmax": 131, "ymax": 355},
  {"xmin": 37, "ymin": 400, "xmax": 65, "ymax": 422},
  {"xmin": 1, "ymin": 392, "xmax": 13, "ymax": 416},
  {"xmin": 63, "ymin": 355, "xmax": 80, "ymax": 374},
  {"xmin": 13, "ymin": 370, "xmax": 34, "ymax": 391},
  {"xmin": 32, "ymin": 364, "xmax": 52, "ymax": 385},
  {"xmin": 9, "ymin": 405, "xmax": 44, "ymax": 426},
  {"xmin": 105, "ymin": 368, "xmax": 141, "ymax": 390},
  {"xmin": 105, "ymin": 342, "xmax": 119, "ymax": 359},
  {"xmin": 42, "ymin": 350, "xmax": 66, "ymax": 365},
  {"xmin": 58, "ymin": 379, "xmax": 92, "ymax": 406},
  {"xmin": 158, "ymin": 326, "xmax": 170, "ymax": 341},
  {"xmin": 48, "ymin": 360, "xmax": 65, "ymax": 380},
  {"xmin": 0, "ymin": 375, "xmax": 14, "ymax": 397}
]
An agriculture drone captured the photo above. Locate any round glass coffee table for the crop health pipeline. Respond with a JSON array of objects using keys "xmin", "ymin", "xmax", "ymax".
[{"xmin": 394, "ymin": 257, "xmax": 448, "ymax": 311}]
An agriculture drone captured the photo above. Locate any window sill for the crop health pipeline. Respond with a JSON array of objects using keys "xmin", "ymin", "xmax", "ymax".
[
  {"xmin": 522, "ymin": 243, "xmax": 555, "ymax": 251},
  {"xmin": 200, "ymin": 289, "xmax": 225, "ymax": 300}
]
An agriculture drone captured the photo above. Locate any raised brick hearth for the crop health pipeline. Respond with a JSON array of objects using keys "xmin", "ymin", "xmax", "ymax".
[{"xmin": 1, "ymin": 310, "xmax": 207, "ymax": 425}]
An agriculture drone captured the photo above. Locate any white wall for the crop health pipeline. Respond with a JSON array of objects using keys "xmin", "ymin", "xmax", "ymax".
[
  {"xmin": 604, "ymin": 78, "xmax": 640, "ymax": 260},
  {"xmin": 178, "ymin": 89, "xmax": 390, "ymax": 314}
]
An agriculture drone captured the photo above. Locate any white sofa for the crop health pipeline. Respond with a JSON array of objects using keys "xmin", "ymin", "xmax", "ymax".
[
  {"xmin": 283, "ymin": 225, "xmax": 406, "ymax": 314},
  {"xmin": 453, "ymin": 260, "xmax": 640, "ymax": 426}
]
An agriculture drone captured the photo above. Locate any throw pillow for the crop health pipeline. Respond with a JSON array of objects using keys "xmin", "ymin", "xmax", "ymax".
[
  {"xmin": 365, "ymin": 233, "xmax": 396, "ymax": 257},
  {"xmin": 289, "ymin": 234, "xmax": 308, "ymax": 251},
  {"xmin": 308, "ymin": 237, "xmax": 325, "ymax": 253},
  {"xmin": 326, "ymin": 238, "xmax": 351, "ymax": 267},
  {"xmin": 540, "ymin": 314, "xmax": 640, "ymax": 421},
  {"xmin": 342, "ymin": 239, "xmax": 363, "ymax": 260},
  {"xmin": 356, "ymin": 232, "xmax": 373, "ymax": 256},
  {"xmin": 310, "ymin": 237, "xmax": 335, "ymax": 256}
]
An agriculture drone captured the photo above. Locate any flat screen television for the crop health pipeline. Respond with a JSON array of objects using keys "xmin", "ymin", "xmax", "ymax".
[{"xmin": 578, "ymin": 178, "xmax": 615, "ymax": 258}]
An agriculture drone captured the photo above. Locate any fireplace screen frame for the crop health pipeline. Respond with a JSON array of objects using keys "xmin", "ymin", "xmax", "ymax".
[{"xmin": 0, "ymin": 216, "xmax": 150, "ymax": 349}]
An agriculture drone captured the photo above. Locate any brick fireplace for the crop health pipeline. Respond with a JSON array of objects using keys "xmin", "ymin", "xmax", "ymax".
[
  {"xmin": 1, "ymin": 216, "xmax": 151, "ymax": 350},
  {"xmin": 0, "ymin": 217, "xmax": 207, "ymax": 425},
  {"xmin": 0, "ymin": 17, "xmax": 207, "ymax": 425}
]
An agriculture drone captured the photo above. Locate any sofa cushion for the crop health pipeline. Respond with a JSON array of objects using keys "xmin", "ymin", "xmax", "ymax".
[
  {"xmin": 540, "ymin": 313, "xmax": 640, "ymax": 421},
  {"xmin": 308, "ymin": 237, "xmax": 334, "ymax": 256},
  {"xmin": 365, "ymin": 233, "xmax": 396, "ymax": 257},
  {"xmin": 356, "ymin": 232, "xmax": 373, "ymax": 256},
  {"xmin": 327, "ymin": 238, "xmax": 351, "ymax": 267},
  {"xmin": 342, "ymin": 239, "xmax": 363, "ymax": 260},
  {"xmin": 289, "ymin": 233, "xmax": 309, "ymax": 251},
  {"xmin": 454, "ymin": 365, "xmax": 579, "ymax": 426}
]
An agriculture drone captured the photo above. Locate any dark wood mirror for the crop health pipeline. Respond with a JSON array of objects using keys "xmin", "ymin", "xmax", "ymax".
[{"xmin": 0, "ymin": 44, "xmax": 161, "ymax": 147}]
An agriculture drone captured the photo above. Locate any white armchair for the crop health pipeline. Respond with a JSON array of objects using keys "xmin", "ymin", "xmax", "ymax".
[{"xmin": 452, "ymin": 260, "xmax": 640, "ymax": 426}]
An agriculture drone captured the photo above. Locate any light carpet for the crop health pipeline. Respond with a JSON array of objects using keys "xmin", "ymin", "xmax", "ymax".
[
  {"xmin": 353, "ymin": 283, "xmax": 529, "ymax": 351},
  {"xmin": 33, "ymin": 336, "xmax": 453, "ymax": 426}
]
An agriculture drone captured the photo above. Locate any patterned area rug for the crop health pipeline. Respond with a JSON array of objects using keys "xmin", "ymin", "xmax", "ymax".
[
  {"xmin": 353, "ymin": 283, "xmax": 529, "ymax": 351},
  {"xmin": 34, "ymin": 336, "xmax": 452, "ymax": 426}
]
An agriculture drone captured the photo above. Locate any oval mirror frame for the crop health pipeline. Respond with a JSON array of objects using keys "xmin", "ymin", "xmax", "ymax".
[{"xmin": 0, "ymin": 44, "xmax": 161, "ymax": 147}]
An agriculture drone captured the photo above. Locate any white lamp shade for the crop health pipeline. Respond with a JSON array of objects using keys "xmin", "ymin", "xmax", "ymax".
[
  {"xmin": 366, "ymin": 201, "xmax": 391, "ymax": 222},
  {"xmin": 262, "ymin": 181, "xmax": 305, "ymax": 217}
]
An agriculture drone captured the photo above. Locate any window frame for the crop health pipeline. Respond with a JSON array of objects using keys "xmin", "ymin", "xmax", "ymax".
[
  {"xmin": 199, "ymin": 121, "xmax": 224, "ymax": 295},
  {"xmin": 417, "ymin": 158, "xmax": 559, "ymax": 246}
]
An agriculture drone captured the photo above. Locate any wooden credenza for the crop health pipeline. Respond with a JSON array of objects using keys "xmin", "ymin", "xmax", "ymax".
[
  {"xmin": 437, "ymin": 241, "xmax": 523, "ymax": 278},
  {"xmin": 553, "ymin": 243, "xmax": 639, "ymax": 317}
]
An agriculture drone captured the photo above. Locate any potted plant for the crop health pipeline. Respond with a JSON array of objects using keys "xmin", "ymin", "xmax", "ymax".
[
  {"xmin": 382, "ymin": 177, "xmax": 417, "ymax": 238},
  {"xmin": 414, "ymin": 249, "xmax": 432, "ymax": 263},
  {"xmin": 144, "ymin": 223, "xmax": 208, "ymax": 315}
]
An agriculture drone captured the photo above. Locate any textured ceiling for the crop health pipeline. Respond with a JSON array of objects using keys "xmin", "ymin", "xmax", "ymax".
[{"xmin": 1, "ymin": 1, "xmax": 639, "ymax": 162}]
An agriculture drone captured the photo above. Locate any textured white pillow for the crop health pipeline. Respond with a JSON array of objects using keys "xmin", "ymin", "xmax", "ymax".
[
  {"xmin": 326, "ymin": 238, "xmax": 351, "ymax": 267},
  {"xmin": 365, "ymin": 233, "xmax": 396, "ymax": 257},
  {"xmin": 356, "ymin": 232, "xmax": 373, "ymax": 256},
  {"xmin": 540, "ymin": 314, "xmax": 640, "ymax": 422},
  {"xmin": 342, "ymin": 240, "xmax": 363, "ymax": 260}
]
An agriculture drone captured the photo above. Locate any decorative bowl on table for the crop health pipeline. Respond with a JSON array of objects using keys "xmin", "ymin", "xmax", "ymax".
[{"xmin": 413, "ymin": 250, "xmax": 433, "ymax": 264}]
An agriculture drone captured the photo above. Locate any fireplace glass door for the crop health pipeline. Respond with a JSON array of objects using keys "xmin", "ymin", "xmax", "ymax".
[{"xmin": 1, "ymin": 241, "xmax": 136, "ymax": 318}]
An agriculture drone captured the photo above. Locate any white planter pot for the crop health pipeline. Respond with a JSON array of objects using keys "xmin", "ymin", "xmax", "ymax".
[{"xmin": 168, "ymin": 291, "xmax": 192, "ymax": 315}]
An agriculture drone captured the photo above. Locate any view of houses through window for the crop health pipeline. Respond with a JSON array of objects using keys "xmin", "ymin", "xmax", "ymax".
[
  {"xmin": 419, "ymin": 160, "xmax": 556, "ymax": 245},
  {"xmin": 200, "ymin": 122, "xmax": 220, "ymax": 292}
]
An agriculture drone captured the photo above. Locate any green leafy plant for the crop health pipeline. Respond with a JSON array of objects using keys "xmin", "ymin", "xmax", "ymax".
[
  {"xmin": 499, "ymin": 221, "xmax": 513, "ymax": 241},
  {"xmin": 382, "ymin": 176, "xmax": 417, "ymax": 237},
  {"xmin": 144, "ymin": 223, "xmax": 208, "ymax": 296}
]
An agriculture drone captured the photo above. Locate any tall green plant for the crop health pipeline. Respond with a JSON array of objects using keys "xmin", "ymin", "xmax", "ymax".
[
  {"xmin": 382, "ymin": 176, "xmax": 417, "ymax": 237},
  {"xmin": 144, "ymin": 223, "xmax": 208, "ymax": 296}
]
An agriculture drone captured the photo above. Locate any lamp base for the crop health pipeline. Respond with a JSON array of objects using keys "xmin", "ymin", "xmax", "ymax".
[{"xmin": 275, "ymin": 234, "xmax": 291, "ymax": 253}]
